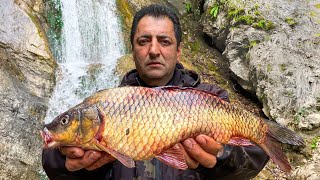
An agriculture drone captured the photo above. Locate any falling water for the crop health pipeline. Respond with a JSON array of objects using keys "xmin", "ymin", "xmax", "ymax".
[{"xmin": 45, "ymin": 0, "xmax": 125, "ymax": 123}]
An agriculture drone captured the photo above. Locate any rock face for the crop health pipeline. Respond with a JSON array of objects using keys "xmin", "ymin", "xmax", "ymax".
[
  {"xmin": 120, "ymin": 0, "xmax": 320, "ymax": 179},
  {"xmin": 200, "ymin": 0, "xmax": 320, "ymax": 179},
  {"xmin": 201, "ymin": 0, "xmax": 320, "ymax": 125},
  {"xmin": 0, "ymin": 0, "xmax": 56, "ymax": 179}
]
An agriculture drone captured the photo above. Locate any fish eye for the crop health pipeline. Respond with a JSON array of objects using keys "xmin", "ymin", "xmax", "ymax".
[{"xmin": 60, "ymin": 115, "xmax": 69, "ymax": 125}]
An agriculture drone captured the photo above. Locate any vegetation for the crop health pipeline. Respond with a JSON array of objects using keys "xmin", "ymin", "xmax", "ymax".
[
  {"xmin": 267, "ymin": 64, "xmax": 272, "ymax": 72},
  {"xmin": 185, "ymin": 2, "xmax": 193, "ymax": 14},
  {"xmin": 279, "ymin": 64, "xmax": 287, "ymax": 72},
  {"xmin": 294, "ymin": 107, "xmax": 309, "ymax": 124},
  {"xmin": 210, "ymin": 5, "xmax": 220, "ymax": 18},
  {"xmin": 228, "ymin": 6, "xmax": 274, "ymax": 30},
  {"xmin": 116, "ymin": 0, "xmax": 134, "ymax": 52},
  {"xmin": 285, "ymin": 17, "xmax": 297, "ymax": 27},
  {"xmin": 45, "ymin": 0, "xmax": 63, "ymax": 60},
  {"xmin": 207, "ymin": 0, "xmax": 275, "ymax": 31},
  {"xmin": 311, "ymin": 136, "xmax": 320, "ymax": 150},
  {"xmin": 246, "ymin": 40, "xmax": 260, "ymax": 49}
]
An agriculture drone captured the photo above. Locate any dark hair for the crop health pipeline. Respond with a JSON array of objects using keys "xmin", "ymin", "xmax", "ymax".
[{"xmin": 130, "ymin": 4, "xmax": 182, "ymax": 49}]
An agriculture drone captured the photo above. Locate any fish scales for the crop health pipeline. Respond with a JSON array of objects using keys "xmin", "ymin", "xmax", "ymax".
[
  {"xmin": 88, "ymin": 87, "xmax": 266, "ymax": 160},
  {"xmin": 41, "ymin": 86, "xmax": 305, "ymax": 172}
]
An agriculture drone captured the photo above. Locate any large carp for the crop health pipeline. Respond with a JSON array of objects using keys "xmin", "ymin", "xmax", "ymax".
[{"xmin": 41, "ymin": 86, "xmax": 304, "ymax": 172}]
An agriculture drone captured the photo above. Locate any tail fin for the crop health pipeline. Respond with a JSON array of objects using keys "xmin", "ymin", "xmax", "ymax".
[
  {"xmin": 260, "ymin": 121, "xmax": 305, "ymax": 172},
  {"xmin": 260, "ymin": 136, "xmax": 291, "ymax": 172},
  {"xmin": 265, "ymin": 120, "xmax": 305, "ymax": 146}
]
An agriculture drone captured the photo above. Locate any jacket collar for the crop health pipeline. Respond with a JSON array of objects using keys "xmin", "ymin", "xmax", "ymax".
[{"xmin": 119, "ymin": 63, "xmax": 200, "ymax": 87}]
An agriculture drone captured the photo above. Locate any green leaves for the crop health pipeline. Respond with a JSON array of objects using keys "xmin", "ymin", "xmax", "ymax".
[
  {"xmin": 210, "ymin": 5, "xmax": 219, "ymax": 18},
  {"xmin": 185, "ymin": 2, "xmax": 192, "ymax": 14},
  {"xmin": 311, "ymin": 136, "xmax": 319, "ymax": 150}
]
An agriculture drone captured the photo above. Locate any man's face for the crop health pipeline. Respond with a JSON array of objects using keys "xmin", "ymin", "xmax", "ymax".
[{"xmin": 132, "ymin": 15, "xmax": 181, "ymax": 86}]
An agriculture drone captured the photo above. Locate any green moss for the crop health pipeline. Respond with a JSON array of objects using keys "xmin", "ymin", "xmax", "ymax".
[
  {"xmin": 294, "ymin": 107, "xmax": 310, "ymax": 124},
  {"xmin": 254, "ymin": 10, "xmax": 261, "ymax": 16},
  {"xmin": 315, "ymin": 4, "xmax": 320, "ymax": 9},
  {"xmin": 316, "ymin": 94, "xmax": 320, "ymax": 111},
  {"xmin": 311, "ymin": 136, "xmax": 320, "ymax": 150},
  {"xmin": 252, "ymin": 19, "xmax": 275, "ymax": 30},
  {"xmin": 267, "ymin": 64, "xmax": 272, "ymax": 72},
  {"xmin": 285, "ymin": 17, "xmax": 297, "ymax": 27},
  {"xmin": 280, "ymin": 64, "xmax": 287, "ymax": 72},
  {"xmin": 284, "ymin": 90, "xmax": 294, "ymax": 98},
  {"xmin": 228, "ymin": 8, "xmax": 245, "ymax": 19},
  {"xmin": 208, "ymin": 63, "xmax": 218, "ymax": 72},
  {"xmin": 116, "ymin": 0, "xmax": 134, "ymax": 52},
  {"xmin": 185, "ymin": 2, "xmax": 193, "ymax": 14},
  {"xmin": 315, "ymin": 33, "xmax": 320, "ymax": 37},
  {"xmin": 189, "ymin": 39, "xmax": 201, "ymax": 52},
  {"xmin": 44, "ymin": 0, "xmax": 63, "ymax": 60},
  {"xmin": 246, "ymin": 40, "xmax": 260, "ymax": 49},
  {"xmin": 310, "ymin": 11, "xmax": 317, "ymax": 17},
  {"xmin": 116, "ymin": 0, "xmax": 134, "ymax": 29},
  {"xmin": 227, "ymin": 5, "xmax": 275, "ymax": 31},
  {"xmin": 236, "ymin": 15, "xmax": 255, "ymax": 25}
]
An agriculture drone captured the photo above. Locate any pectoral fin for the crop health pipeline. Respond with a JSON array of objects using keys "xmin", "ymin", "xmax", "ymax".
[
  {"xmin": 155, "ymin": 146, "xmax": 188, "ymax": 170},
  {"xmin": 93, "ymin": 140, "xmax": 135, "ymax": 168}
]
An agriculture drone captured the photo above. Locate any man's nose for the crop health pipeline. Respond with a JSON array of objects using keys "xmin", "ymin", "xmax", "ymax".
[{"xmin": 149, "ymin": 40, "xmax": 160, "ymax": 58}]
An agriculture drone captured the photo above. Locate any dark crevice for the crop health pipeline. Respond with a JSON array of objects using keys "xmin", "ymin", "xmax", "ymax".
[{"xmin": 229, "ymin": 76, "xmax": 267, "ymax": 118}]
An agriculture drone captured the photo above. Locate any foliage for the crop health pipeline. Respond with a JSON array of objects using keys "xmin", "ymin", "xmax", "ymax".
[
  {"xmin": 285, "ymin": 17, "xmax": 297, "ymax": 27},
  {"xmin": 185, "ymin": 2, "xmax": 192, "ymax": 14},
  {"xmin": 227, "ymin": 3, "xmax": 275, "ymax": 31},
  {"xmin": 209, "ymin": 0, "xmax": 227, "ymax": 18},
  {"xmin": 210, "ymin": 5, "xmax": 219, "ymax": 18},
  {"xmin": 279, "ymin": 64, "xmax": 287, "ymax": 72},
  {"xmin": 311, "ymin": 136, "xmax": 320, "ymax": 150},
  {"xmin": 267, "ymin": 64, "xmax": 272, "ymax": 72},
  {"xmin": 246, "ymin": 40, "xmax": 260, "ymax": 49},
  {"xmin": 252, "ymin": 20, "xmax": 275, "ymax": 30},
  {"xmin": 294, "ymin": 107, "xmax": 309, "ymax": 123}
]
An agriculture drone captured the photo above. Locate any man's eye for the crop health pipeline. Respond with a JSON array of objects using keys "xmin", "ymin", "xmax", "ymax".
[
  {"xmin": 138, "ymin": 39, "xmax": 149, "ymax": 45},
  {"xmin": 161, "ymin": 40, "xmax": 171, "ymax": 46}
]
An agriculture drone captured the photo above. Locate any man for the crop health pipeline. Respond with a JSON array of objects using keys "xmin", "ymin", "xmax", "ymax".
[{"xmin": 42, "ymin": 4, "xmax": 269, "ymax": 180}]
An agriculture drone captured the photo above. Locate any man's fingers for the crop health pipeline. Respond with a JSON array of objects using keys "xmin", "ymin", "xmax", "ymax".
[
  {"xmin": 85, "ymin": 153, "xmax": 115, "ymax": 171},
  {"xmin": 59, "ymin": 146, "xmax": 85, "ymax": 158},
  {"xmin": 65, "ymin": 151, "xmax": 102, "ymax": 171},
  {"xmin": 182, "ymin": 138, "xmax": 218, "ymax": 168},
  {"xmin": 176, "ymin": 143, "xmax": 199, "ymax": 169},
  {"xmin": 195, "ymin": 135, "xmax": 223, "ymax": 156}
]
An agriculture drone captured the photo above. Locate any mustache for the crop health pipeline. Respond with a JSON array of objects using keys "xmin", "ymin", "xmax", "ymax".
[{"xmin": 145, "ymin": 58, "xmax": 163, "ymax": 65}]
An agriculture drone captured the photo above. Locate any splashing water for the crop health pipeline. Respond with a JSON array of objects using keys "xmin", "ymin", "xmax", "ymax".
[{"xmin": 45, "ymin": 0, "xmax": 125, "ymax": 123}]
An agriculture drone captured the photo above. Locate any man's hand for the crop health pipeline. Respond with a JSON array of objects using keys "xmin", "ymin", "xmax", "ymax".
[
  {"xmin": 59, "ymin": 146, "xmax": 115, "ymax": 171},
  {"xmin": 178, "ymin": 134, "xmax": 223, "ymax": 169}
]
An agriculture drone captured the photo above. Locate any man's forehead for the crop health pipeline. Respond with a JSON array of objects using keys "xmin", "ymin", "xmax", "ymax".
[{"xmin": 135, "ymin": 16, "xmax": 174, "ymax": 35}]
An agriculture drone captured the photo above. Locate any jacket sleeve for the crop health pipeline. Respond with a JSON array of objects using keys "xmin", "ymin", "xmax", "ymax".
[
  {"xmin": 194, "ymin": 83, "xmax": 269, "ymax": 179},
  {"xmin": 42, "ymin": 148, "xmax": 113, "ymax": 180}
]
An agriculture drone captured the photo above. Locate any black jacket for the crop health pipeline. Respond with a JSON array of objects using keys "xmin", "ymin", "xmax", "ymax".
[{"xmin": 42, "ymin": 64, "xmax": 269, "ymax": 180}]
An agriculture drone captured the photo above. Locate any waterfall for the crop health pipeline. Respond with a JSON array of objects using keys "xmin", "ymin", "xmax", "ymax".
[{"xmin": 45, "ymin": 0, "xmax": 125, "ymax": 123}]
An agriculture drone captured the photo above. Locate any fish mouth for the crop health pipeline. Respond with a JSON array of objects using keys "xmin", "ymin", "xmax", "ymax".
[{"xmin": 40, "ymin": 128, "xmax": 60, "ymax": 149}]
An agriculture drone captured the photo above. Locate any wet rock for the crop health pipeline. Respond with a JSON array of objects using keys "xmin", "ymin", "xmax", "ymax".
[{"xmin": 0, "ymin": 0, "xmax": 56, "ymax": 179}]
